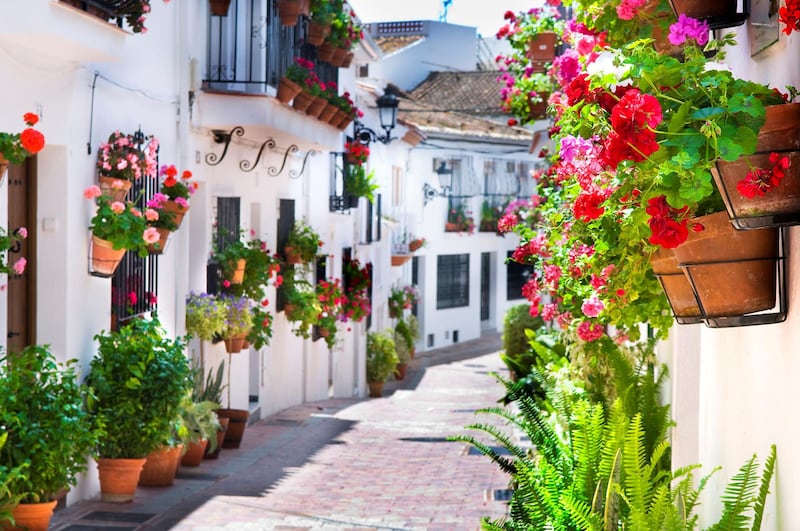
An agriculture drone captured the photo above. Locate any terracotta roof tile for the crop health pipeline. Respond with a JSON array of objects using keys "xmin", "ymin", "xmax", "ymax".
[
  {"xmin": 409, "ymin": 71, "xmax": 506, "ymax": 116},
  {"xmin": 374, "ymin": 35, "xmax": 426, "ymax": 54}
]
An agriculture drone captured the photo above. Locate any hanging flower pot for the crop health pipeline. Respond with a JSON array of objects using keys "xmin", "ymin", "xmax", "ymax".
[
  {"xmin": 223, "ymin": 334, "xmax": 247, "ymax": 353},
  {"xmin": 162, "ymin": 199, "xmax": 190, "ymax": 230},
  {"xmin": 147, "ymin": 227, "xmax": 172, "ymax": 255},
  {"xmin": 307, "ymin": 21, "xmax": 330, "ymax": 46},
  {"xmin": 526, "ymin": 32, "xmax": 557, "ymax": 61},
  {"xmin": 98, "ymin": 176, "xmax": 132, "ymax": 202},
  {"xmin": 713, "ymin": 103, "xmax": 800, "ymax": 229},
  {"xmin": 292, "ymin": 91, "xmax": 315, "ymax": 113},
  {"xmin": 209, "ymin": 0, "xmax": 231, "ymax": 16},
  {"xmin": 330, "ymin": 47, "xmax": 349, "ymax": 67},
  {"xmin": 89, "ymin": 235, "xmax": 127, "ymax": 277},
  {"xmin": 276, "ymin": 77, "xmax": 302, "ymax": 104},
  {"xmin": 672, "ymin": 212, "xmax": 779, "ymax": 317},
  {"xmin": 230, "ymin": 258, "xmax": 246, "ymax": 284},
  {"xmin": 305, "ymin": 96, "xmax": 327, "ymax": 118},
  {"xmin": 340, "ymin": 51, "xmax": 355, "ymax": 69},
  {"xmin": 277, "ymin": 0, "xmax": 302, "ymax": 26},
  {"xmin": 650, "ymin": 247, "xmax": 703, "ymax": 324},
  {"xmin": 668, "ymin": 0, "xmax": 747, "ymax": 29},
  {"xmin": 318, "ymin": 102, "xmax": 337, "ymax": 124},
  {"xmin": 391, "ymin": 255, "xmax": 412, "ymax": 266},
  {"xmin": 527, "ymin": 93, "xmax": 549, "ymax": 119},
  {"xmin": 317, "ymin": 42, "xmax": 335, "ymax": 63}
]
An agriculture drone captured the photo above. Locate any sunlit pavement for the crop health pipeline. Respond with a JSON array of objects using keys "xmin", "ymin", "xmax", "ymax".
[{"xmin": 51, "ymin": 332, "xmax": 512, "ymax": 530}]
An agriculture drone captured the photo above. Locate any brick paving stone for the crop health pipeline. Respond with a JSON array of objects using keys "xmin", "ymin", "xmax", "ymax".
[{"xmin": 51, "ymin": 332, "xmax": 512, "ymax": 530}]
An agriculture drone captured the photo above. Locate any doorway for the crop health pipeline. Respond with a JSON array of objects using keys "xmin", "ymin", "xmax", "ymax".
[{"xmin": 6, "ymin": 158, "xmax": 36, "ymax": 352}]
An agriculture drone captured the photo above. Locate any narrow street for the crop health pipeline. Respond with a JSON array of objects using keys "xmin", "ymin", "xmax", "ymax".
[{"xmin": 52, "ymin": 333, "xmax": 512, "ymax": 530}]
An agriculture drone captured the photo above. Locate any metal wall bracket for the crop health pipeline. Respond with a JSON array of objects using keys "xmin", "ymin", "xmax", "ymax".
[{"xmin": 205, "ymin": 126, "xmax": 244, "ymax": 166}]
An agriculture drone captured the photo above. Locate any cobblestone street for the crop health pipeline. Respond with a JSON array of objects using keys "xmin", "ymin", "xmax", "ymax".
[{"xmin": 52, "ymin": 333, "xmax": 513, "ymax": 530}]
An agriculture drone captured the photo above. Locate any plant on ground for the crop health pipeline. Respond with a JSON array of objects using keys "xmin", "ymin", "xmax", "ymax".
[
  {"xmin": 0, "ymin": 345, "xmax": 99, "ymax": 503},
  {"xmin": 366, "ymin": 331, "xmax": 399, "ymax": 383},
  {"xmin": 86, "ymin": 316, "xmax": 193, "ymax": 458}
]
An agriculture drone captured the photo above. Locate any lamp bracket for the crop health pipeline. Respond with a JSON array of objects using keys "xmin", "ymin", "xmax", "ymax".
[
  {"xmin": 206, "ymin": 126, "xmax": 244, "ymax": 166},
  {"xmin": 423, "ymin": 182, "xmax": 450, "ymax": 206}
]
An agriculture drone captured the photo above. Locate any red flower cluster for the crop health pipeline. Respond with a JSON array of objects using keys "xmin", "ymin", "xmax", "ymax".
[
  {"xmin": 573, "ymin": 185, "xmax": 611, "ymax": 222},
  {"xmin": 735, "ymin": 152, "xmax": 791, "ymax": 199},
  {"xmin": 603, "ymin": 88, "xmax": 662, "ymax": 168},
  {"xmin": 344, "ymin": 141, "xmax": 369, "ymax": 165},
  {"xmin": 779, "ymin": 0, "xmax": 800, "ymax": 35},
  {"xmin": 646, "ymin": 195, "xmax": 698, "ymax": 248}
]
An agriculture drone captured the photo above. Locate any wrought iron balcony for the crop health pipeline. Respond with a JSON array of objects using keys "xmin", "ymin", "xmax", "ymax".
[
  {"xmin": 59, "ymin": 0, "xmax": 142, "ymax": 29},
  {"xmin": 204, "ymin": 0, "xmax": 337, "ymax": 95}
]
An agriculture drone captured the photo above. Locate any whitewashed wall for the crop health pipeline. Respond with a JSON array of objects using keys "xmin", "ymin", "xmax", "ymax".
[{"xmin": 667, "ymin": 24, "xmax": 800, "ymax": 529}]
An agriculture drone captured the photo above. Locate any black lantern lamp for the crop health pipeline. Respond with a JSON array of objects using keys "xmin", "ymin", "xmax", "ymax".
[
  {"xmin": 423, "ymin": 160, "xmax": 453, "ymax": 206},
  {"xmin": 354, "ymin": 92, "xmax": 399, "ymax": 145}
]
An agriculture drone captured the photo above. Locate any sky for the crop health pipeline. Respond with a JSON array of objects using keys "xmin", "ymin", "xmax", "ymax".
[{"xmin": 346, "ymin": 0, "xmax": 543, "ymax": 39}]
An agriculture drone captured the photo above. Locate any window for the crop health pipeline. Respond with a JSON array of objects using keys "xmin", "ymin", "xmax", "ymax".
[
  {"xmin": 506, "ymin": 251, "xmax": 534, "ymax": 300},
  {"xmin": 437, "ymin": 254, "xmax": 470, "ymax": 309}
]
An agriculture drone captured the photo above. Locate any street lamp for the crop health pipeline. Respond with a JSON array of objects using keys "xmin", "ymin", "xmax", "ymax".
[
  {"xmin": 353, "ymin": 92, "xmax": 399, "ymax": 145},
  {"xmin": 423, "ymin": 160, "xmax": 453, "ymax": 206}
]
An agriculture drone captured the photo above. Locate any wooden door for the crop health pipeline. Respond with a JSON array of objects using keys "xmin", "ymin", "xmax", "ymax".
[{"xmin": 6, "ymin": 158, "xmax": 36, "ymax": 352}]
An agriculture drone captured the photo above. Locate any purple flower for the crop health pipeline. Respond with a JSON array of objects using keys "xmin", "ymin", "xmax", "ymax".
[{"xmin": 668, "ymin": 14, "xmax": 709, "ymax": 46}]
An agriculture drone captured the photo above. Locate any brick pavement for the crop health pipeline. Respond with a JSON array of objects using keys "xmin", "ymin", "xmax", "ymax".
[{"xmin": 50, "ymin": 332, "xmax": 514, "ymax": 530}]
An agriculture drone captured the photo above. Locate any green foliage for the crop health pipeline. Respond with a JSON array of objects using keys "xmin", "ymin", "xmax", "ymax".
[
  {"xmin": 282, "ymin": 275, "xmax": 322, "ymax": 339},
  {"xmin": 191, "ymin": 360, "xmax": 226, "ymax": 405},
  {"xmin": 286, "ymin": 221, "xmax": 322, "ymax": 263},
  {"xmin": 0, "ymin": 345, "xmax": 99, "ymax": 503},
  {"xmin": 86, "ymin": 317, "xmax": 193, "ymax": 458},
  {"xmin": 344, "ymin": 164, "xmax": 379, "ymax": 203},
  {"xmin": 394, "ymin": 320, "xmax": 412, "ymax": 365},
  {"xmin": 366, "ymin": 331, "xmax": 399, "ymax": 383},
  {"xmin": 178, "ymin": 395, "xmax": 222, "ymax": 453},
  {"xmin": 185, "ymin": 292, "xmax": 226, "ymax": 341},
  {"xmin": 501, "ymin": 304, "xmax": 545, "ymax": 363},
  {"xmin": 407, "ymin": 313, "xmax": 420, "ymax": 343},
  {"xmin": 88, "ymin": 195, "xmax": 150, "ymax": 257}
]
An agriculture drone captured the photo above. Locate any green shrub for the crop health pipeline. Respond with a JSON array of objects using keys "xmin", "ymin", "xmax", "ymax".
[
  {"xmin": 87, "ymin": 317, "xmax": 193, "ymax": 458},
  {"xmin": 366, "ymin": 331, "xmax": 398, "ymax": 383},
  {"xmin": 501, "ymin": 304, "xmax": 544, "ymax": 359}
]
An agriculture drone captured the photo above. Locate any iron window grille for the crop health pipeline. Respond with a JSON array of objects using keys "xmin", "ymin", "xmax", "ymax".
[
  {"xmin": 506, "ymin": 251, "xmax": 534, "ymax": 300},
  {"xmin": 207, "ymin": 197, "xmax": 242, "ymax": 295},
  {"xmin": 204, "ymin": 0, "xmax": 337, "ymax": 95},
  {"xmin": 436, "ymin": 254, "xmax": 469, "ymax": 309}
]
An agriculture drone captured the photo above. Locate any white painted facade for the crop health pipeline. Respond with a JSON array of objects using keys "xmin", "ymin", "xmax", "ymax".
[{"xmin": 661, "ymin": 24, "xmax": 800, "ymax": 529}]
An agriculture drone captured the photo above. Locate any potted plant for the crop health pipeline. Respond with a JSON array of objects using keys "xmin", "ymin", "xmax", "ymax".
[
  {"xmin": 218, "ymin": 294, "xmax": 253, "ymax": 353},
  {"xmin": 393, "ymin": 319, "xmax": 413, "ymax": 380},
  {"xmin": 344, "ymin": 140, "xmax": 369, "ymax": 165},
  {"xmin": 279, "ymin": 57, "xmax": 315, "ymax": 104},
  {"xmin": 225, "ymin": 238, "xmax": 282, "ymax": 350},
  {"xmin": 84, "ymin": 187, "xmax": 161, "ymax": 276},
  {"xmin": 388, "ymin": 285, "xmax": 417, "ymax": 318},
  {"xmin": 95, "ymin": 130, "xmax": 158, "ymax": 200},
  {"xmin": 143, "ymin": 165, "xmax": 197, "ymax": 253},
  {"xmin": 445, "ymin": 202, "xmax": 475, "ymax": 234},
  {"xmin": 408, "ymin": 236, "xmax": 426, "ymax": 252},
  {"xmin": 366, "ymin": 331, "xmax": 399, "ymax": 397},
  {"xmin": 284, "ymin": 220, "xmax": 322, "ymax": 264},
  {"xmin": 0, "ymin": 112, "xmax": 45, "ymax": 182},
  {"xmin": 342, "ymin": 258, "xmax": 371, "ymax": 322},
  {"xmin": 315, "ymin": 278, "xmax": 344, "ymax": 348},
  {"xmin": 283, "ymin": 276, "xmax": 322, "ymax": 339},
  {"xmin": 190, "ymin": 361, "xmax": 229, "ymax": 460},
  {"xmin": 407, "ymin": 313, "xmax": 420, "ymax": 358},
  {"xmin": 86, "ymin": 317, "xmax": 192, "ymax": 502},
  {"xmin": 344, "ymin": 164, "xmax": 379, "ymax": 204},
  {"xmin": 496, "ymin": 6, "xmax": 565, "ymax": 61},
  {"xmin": 0, "ymin": 345, "xmax": 98, "ymax": 530},
  {"xmin": 307, "ymin": 0, "xmax": 337, "ymax": 45},
  {"xmin": 0, "ymin": 434, "xmax": 27, "ymax": 529},
  {"xmin": 213, "ymin": 231, "xmax": 248, "ymax": 286},
  {"xmin": 177, "ymin": 393, "xmax": 221, "ymax": 467},
  {"xmin": 185, "ymin": 292, "xmax": 227, "ymax": 342}
]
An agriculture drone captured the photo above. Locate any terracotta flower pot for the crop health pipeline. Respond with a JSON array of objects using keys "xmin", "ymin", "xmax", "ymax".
[
  {"xmin": 230, "ymin": 258, "xmax": 246, "ymax": 284},
  {"xmin": 209, "ymin": 0, "xmax": 231, "ymax": 16},
  {"xmin": 669, "ymin": 0, "xmax": 738, "ymax": 22},
  {"xmin": 394, "ymin": 363, "xmax": 408, "ymax": 380},
  {"xmin": 305, "ymin": 96, "xmax": 327, "ymax": 118},
  {"xmin": 650, "ymin": 246, "xmax": 703, "ymax": 323},
  {"xmin": 162, "ymin": 199, "xmax": 189, "ymax": 230},
  {"xmin": 330, "ymin": 47, "xmax": 349, "ymax": 67},
  {"xmin": 277, "ymin": 0, "xmax": 302, "ymax": 26},
  {"xmin": 4, "ymin": 501, "xmax": 57, "ymax": 531},
  {"xmin": 391, "ymin": 255, "xmax": 412, "ymax": 266},
  {"xmin": 139, "ymin": 445, "xmax": 183, "ymax": 487},
  {"xmin": 147, "ymin": 227, "xmax": 172, "ymax": 255},
  {"xmin": 340, "ymin": 51, "xmax": 355, "ymax": 68},
  {"xmin": 217, "ymin": 408, "xmax": 249, "ymax": 449},
  {"xmin": 317, "ymin": 42, "xmax": 335, "ymax": 62},
  {"xmin": 283, "ymin": 246, "xmax": 304, "ymax": 264},
  {"xmin": 180, "ymin": 439, "xmax": 208, "ymax": 467},
  {"xmin": 89, "ymin": 235, "xmax": 126, "ymax": 278},
  {"xmin": 307, "ymin": 21, "xmax": 330, "ymax": 46},
  {"xmin": 527, "ymin": 32, "xmax": 557, "ymax": 61},
  {"xmin": 367, "ymin": 381, "xmax": 384, "ymax": 398},
  {"xmin": 276, "ymin": 77, "xmax": 302, "ymax": 104},
  {"xmin": 224, "ymin": 334, "xmax": 247, "ymax": 353},
  {"xmin": 713, "ymin": 103, "xmax": 800, "ymax": 229},
  {"xmin": 292, "ymin": 91, "xmax": 315, "ymax": 113},
  {"xmin": 527, "ymin": 93, "xmax": 549, "ymax": 119},
  {"xmin": 98, "ymin": 176, "xmax": 132, "ymax": 202},
  {"xmin": 97, "ymin": 457, "xmax": 146, "ymax": 503},
  {"xmin": 318, "ymin": 102, "xmax": 337, "ymax": 124},
  {"xmin": 204, "ymin": 416, "xmax": 229, "ymax": 460},
  {"xmin": 672, "ymin": 212, "xmax": 778, "ymax": 317}
]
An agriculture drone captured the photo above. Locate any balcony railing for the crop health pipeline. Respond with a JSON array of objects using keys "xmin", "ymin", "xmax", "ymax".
[
  {"xmin": 59, "ymin": 0, "xmax": 141, "ymax": 30},
  {"xmin": 204, "ymin": 0, "xmax": 337, "ymax": 95}
]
